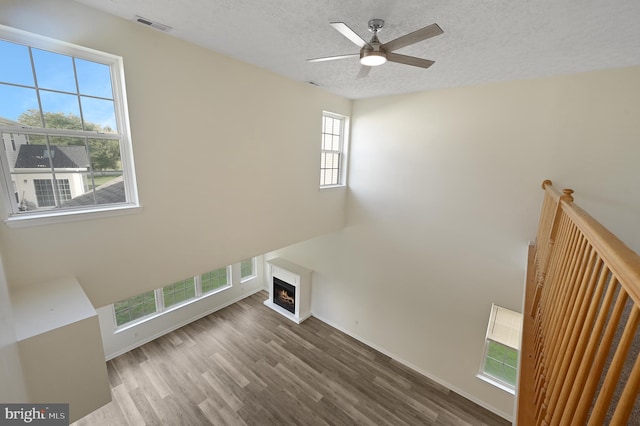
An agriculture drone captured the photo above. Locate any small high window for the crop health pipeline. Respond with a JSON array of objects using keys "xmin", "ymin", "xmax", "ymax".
[
  {"xmin": 478, "ymin": 304, "xmax": 522, "ymax": 393},
  {"xmin": 0, "ymin": 25, "xmax": 138, "ymax": 223},
  {"xmin": 320, "ymin": 111, "xmax": 348, "ymax": 187},
  {"xmin": 240, "ymin": 258, "xmax": 256, "ymax": 282}
]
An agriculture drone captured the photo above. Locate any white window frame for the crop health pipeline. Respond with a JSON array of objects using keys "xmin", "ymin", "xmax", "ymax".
[
  {"xmin": 112, "ymin": 290, "xmax": 158, "ymax": 328},
  {"xmin": 240, "ymin": 257, "xmax": 257, "ymax": 283},
  {"xmin": 0, "ymin": 24, "xmax": 139, "ymax": 227},
  {"xmin": 198, "ymin": 265, "xmax": 232, "ymax": 295},
  {"xmin": 320, "ymin": 111, "xmax": 349, "ymax": 188},
  {"xmin": 477, "ymin": 304, "xmax": 522, "ymax": 394},
  {"xmin": 113, "ymin": 265, "xmax": 233, "ymax": 331}
]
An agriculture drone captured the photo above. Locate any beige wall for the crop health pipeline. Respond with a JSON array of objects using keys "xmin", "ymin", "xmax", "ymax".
[
  {"xmin": 0, "ymin": 0, "xmax": 350, "ymax": 307},
  {"xmin": 0, "ymin": 250, "xmax": 28, "ymax": 402},
  {"xmin": 273, "ymin": 66, "xmax": 640, "ymax": 419}
]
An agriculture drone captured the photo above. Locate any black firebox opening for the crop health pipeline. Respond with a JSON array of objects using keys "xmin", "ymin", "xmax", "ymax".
[{"xmin": 273, "ymin": 277, "xmax": 296, "ymax": 314}]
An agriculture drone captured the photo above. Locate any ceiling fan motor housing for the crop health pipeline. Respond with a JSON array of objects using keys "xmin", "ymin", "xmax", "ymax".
[{"xmin": 368, "ymin": 19, "xmax": 384, "ymax": 32}]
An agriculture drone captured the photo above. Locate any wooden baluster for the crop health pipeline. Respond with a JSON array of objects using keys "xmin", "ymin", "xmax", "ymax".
[
  {"xmin": 540, "ymin": 229, "xmax": 587, "ymax": 422},
  {"xmin": 588, "ymin": 304, "xmax": 640, "ymax": 425},
  {"xmin": 560, "ymin": 272, "xmax": 618, "ymax": 424},
  {"xmin": 531, "ymin": 185, "xmax": 573, "ymax": 318},
  {"xmin": 550, "ymin": 256, "xmax": 605, "ymax": 425},
  {"xmin": 609, "ymin": 330, "xmax": 640, "ymax": 425},
  {"xmin": 535, "ymin": 219, "xmax": 579, "ymax": 421},
  {"xmin": 538, "ymin": 222, "xmax": 581, "ymax": 371},
  {"xmin": 534, "ymin": 216, "xmax": 573, "ymax": 368},
  {"xmin": 533, "ymin": 181, "xmax": 556, "ymax": 312},
  {"xmin": 545, "ymin": 246, "xmax": 598, "ymax": 425},
  {"xmin": 573, "ymin": 285, "xmax": 627, "ymax": 425},
  {"xmin": 534, "ymin": 215, "xmax": 575, "ymax": 418}
]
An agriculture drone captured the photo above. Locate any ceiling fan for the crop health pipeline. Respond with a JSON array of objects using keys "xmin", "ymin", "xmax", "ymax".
[{"xmin": 307, "ymin": 19, "xmax": 443, "ymax": 77}]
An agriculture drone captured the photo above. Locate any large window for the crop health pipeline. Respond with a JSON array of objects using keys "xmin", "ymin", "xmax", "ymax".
[
  {"xmin": 113, "ymin": 290, "xmax": 157, "ymax": 327},
  {"xmin": 478, "ymin": 304, "xmax": 522, "ymax": 393},
  {"xmin": 320, "ymin": 111, "xmax": 348, "ymax": 187},
  {"xmin": 201, "ymin": 266, "xmax": 229, "ymax": 294},
  {"xmin": 162, "ymin": 278, "xmax": 196, "ymax": 309},
  {"xmin": 0, "ymin": 25, "xmax": 138, "ymax": 221},
  {"xmin": 113, "ymin": 265, "xmax": 233, "ymax": 329}
]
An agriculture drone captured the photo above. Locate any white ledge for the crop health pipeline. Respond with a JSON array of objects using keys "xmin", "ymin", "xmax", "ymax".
[{"xmin": 4, "ymin": 204, "xmax": 143, "ymax": 228}]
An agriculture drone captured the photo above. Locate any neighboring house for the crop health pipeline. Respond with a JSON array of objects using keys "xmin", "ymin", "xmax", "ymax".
[
  {"xmin": 62, "ymin": 175, "xmax": 125, "ymax": 207},
  {"xmin": 0, "ymin": 117, "xmax": 30, "ymax": 176},
  {"xmin": 12, "ymin": 144, "xmax": 90, "ymax": 210}
]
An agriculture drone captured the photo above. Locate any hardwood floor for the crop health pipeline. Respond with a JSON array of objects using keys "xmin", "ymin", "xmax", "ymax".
[{"xmin": 73, "ymin": 291, "xmax": 510, "ymax": 425}]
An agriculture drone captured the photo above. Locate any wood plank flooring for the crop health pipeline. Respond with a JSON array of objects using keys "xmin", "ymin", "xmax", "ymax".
[{"xmin": 73, "ymin": 291, "xmax": 510, "ymax": 425}]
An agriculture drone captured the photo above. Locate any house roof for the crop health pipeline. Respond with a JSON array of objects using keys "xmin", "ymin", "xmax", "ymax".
[
  {"xmin": 14, "ymin": 145, "xmax": 90, "ymax": 169},
  {"xmin": 62, "ymin": 176, "xmax": 126, "ymax": 207}
]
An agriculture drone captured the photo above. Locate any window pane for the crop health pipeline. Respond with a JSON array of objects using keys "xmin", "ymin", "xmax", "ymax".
[
  {"xmin": 48, "ymin": 136, "xmax": 89, "ymax": 171},
  {"xmin": 240, "ymin": 259, "xmax": 254, "ymax": 280},
  {"xmin": 88, "ymin": 139, "xmax": 121, "ymax": 172},
  {"xmin": 114, "ymin": 290, "xmax": 157, "ymax": 327},
  {"xmin": 163, "ymin": 278, "xmax": 196, "ymax": 308},
  {"xmin": 0, "ymin": 84, "xmax": 40, "ymax": 124},
  {"xmin": 33, "ymin": 178, "xmax": 55, "ymax": 207},
  {"xmin": 201, "ymin": 267, "xmax": 229, "ymax": 294},
  {"xmin": 81, "ymin": 96, "xmax": 117, "ymax": 133},
  {"xmin": 75, "ymin": 58, "xmax": 113, "ymax": 99},
  {"xmin": 31, "ymin": 48, "xmax": 77, "ymax": 92},
  {"xmin": 483, "ymin": 341, "xmax": 518, "ymax": 386},
  {"xmin": 39, "ymin": 90, "xmax": 81, "ymax": 129},
  {"xmin": 331, "ymin": 135, "xmax": 340, "ymax": 150},
  {"xmin": 322, "ymin": 134, "xmax": 331, "ymax": 150},
  {"xmin": 0, "ymin": 40, "xmax": 34, "ymax": 86}
]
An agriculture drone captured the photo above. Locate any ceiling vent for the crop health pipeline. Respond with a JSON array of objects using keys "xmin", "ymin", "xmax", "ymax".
[{"xmin": 134, "ymin": 15, "xmax": 172, "ymax": 32}]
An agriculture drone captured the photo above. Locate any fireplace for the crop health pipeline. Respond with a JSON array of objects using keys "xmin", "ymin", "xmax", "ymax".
[
  {"xmin": 264, "ymin": 258, "xmax": 312, "ymax": 324},
  {"xmin": 273, "ymin": 277, "xmax": 296, "ymax": 314}
]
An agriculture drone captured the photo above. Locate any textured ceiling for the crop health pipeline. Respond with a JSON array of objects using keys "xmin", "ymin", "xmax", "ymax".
[{"xmin": 74, "ymin": 0, "xmax": 640, "ymax": 99}]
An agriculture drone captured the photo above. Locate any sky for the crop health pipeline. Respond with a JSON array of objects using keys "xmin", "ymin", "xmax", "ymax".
[{"xmin": 0, "ymin": 38, "xmax": 118, "ymax": 132}]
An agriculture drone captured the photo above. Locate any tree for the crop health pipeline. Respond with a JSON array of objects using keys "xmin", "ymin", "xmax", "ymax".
[
  {"xmin": 17, "ymin": 109, "xmax": 119, "ymax": 171},
  {"xmin": 18, "ymin": 109, "xmax": 108, "ymax": 132}
]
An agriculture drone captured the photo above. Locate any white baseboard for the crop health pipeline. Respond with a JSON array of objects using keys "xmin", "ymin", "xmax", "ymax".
[
  {"xmin": 105, "ymin": 287, "xmax": 263, "ymax": 361},
  {"xmin": 310, "ymin": 312, "xmax": 514, "ymax": 423}
]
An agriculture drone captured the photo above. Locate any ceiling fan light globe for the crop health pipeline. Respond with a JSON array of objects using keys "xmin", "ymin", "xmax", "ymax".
[{"xmin": 360, "ymin": 51, "xmax": 387, "ymax": 66}]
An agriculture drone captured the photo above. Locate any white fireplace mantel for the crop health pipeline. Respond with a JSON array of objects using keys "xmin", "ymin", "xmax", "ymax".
[{"xmin": 264, "ymin": 258, "xmax": 312, "ymax": 324}]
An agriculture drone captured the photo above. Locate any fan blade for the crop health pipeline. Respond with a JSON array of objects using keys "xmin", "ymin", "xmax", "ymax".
[
  {"xmin": 307, "ymin": 53, "xmax": 359, "ymax": 63},
  {"xmin": 356, "ymin": 66, "xmax": 371, "ymax": 79},
  {"xmin": 381, "ymin": 23, "xmax": 443, "ymax": 52},
  {"xmin": 387, "ymin": 52, "xmax": 435, "ymax": 69},
  {"xmin": 330, "ymin": 22, "xmax": 371, "ymax": 48}
]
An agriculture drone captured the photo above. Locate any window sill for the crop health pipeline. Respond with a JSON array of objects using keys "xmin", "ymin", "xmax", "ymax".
[
  {"xmin": 320, "ymin": 184, "xmax": 347, "ymax": 191},
  {"xmin": 476, "ymin": 373, "xmax": 516, "ymax": 395},
  {"xmin": 4, "ymin": 204, "xmax": 143, "ymax": 228}
]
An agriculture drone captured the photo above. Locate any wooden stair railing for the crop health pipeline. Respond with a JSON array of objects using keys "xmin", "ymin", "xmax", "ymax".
[{"xmin": 518, "ymin": 180, "xmax": 640, "ymax": 425}]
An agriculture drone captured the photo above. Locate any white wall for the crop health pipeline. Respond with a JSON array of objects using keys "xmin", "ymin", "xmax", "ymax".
[
  {"xmin": 0, "ymin": 0, "xmax": 351, "ymax": 308},
  {"xmin": 273, "ymin": 66, "xmax": 640, "ymax": 419},
  {"xmin": 0, "ymin": 250, "xmax": 28, "ymax": 402}
]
